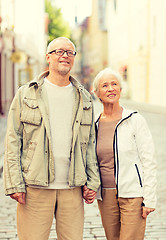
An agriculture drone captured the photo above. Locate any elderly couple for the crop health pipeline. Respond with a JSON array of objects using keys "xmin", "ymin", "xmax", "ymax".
[{"xmin": 4, "ymin": 37, "xmax": 156, "ymax": 240}]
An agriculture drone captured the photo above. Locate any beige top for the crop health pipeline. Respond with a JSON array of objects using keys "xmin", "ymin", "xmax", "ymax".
[
  {"xmin": 43, "ymin": 78, "xmax": 75, "ymax": 189},
  {"xmin": 97, "ymin": 120, "xmax": 119, "ymax": 188}
]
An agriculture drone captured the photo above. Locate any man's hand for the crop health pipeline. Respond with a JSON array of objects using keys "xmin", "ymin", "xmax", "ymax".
[
  {"xmin": 10, "ymin": 192, "xmax": 26, "ymax": 205},
  {"xmin": 83, "ymin": 185, "xmax": 96, "ymax": 204},
  {"xmin": 142, "ymin": 206, "xmax": 155, "ymax": 219}
]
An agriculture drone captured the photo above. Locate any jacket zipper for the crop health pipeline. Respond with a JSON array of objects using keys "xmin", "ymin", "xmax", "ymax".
[
  {"xmin": 135, "ymin": 164, "xmax": 143, "ymax": 187},
  {"xmin": 114, "ymin": 130, "xmax": 119, "ymax": 198},
  {"xmin": 113, "ymin": 112, "xmax": 137, "ymax": 198}
]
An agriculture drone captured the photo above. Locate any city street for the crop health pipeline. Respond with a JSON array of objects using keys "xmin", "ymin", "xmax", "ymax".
[{"xmin": 0, "ymin": 99, "xmax": 166, "ymax": 239}]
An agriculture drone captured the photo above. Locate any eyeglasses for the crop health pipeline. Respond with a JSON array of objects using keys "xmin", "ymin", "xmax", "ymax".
[{"xmin": 48, "ymin": 49, "xmax": 77, "ymax": 57}]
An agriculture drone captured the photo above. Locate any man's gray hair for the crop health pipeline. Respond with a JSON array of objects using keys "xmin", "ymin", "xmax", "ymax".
[
  {"xmin": 46, "ymin": 37, "xmax": 75, "ymax": 53},
  {"xmin": 93, "ymin": 67, "xmax": 123, "ymax": 93}
]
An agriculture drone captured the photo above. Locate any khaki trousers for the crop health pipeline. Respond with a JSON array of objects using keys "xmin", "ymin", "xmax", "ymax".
[
  {"xmin": 17, "ymin": 187, "xmax": 84, "ymax": 240},
  {"xmin": 97, "ymin": 189, "xmax": 146, "ymax": 240}
]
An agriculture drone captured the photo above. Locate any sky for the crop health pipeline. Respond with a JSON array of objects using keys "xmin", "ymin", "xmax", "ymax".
[{"xmin": 54, "ymin": 0, "xmax": 92, "ymax": 27}]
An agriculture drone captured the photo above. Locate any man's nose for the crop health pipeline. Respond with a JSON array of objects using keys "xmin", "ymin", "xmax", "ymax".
[{"xmin": 62, "ymin": 51, "xmax": 68, "ymax": 57}]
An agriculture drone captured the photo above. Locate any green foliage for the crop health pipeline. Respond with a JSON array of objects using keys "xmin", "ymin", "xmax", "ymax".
[{"xmin": 45, "ymin": 0, "xmax": 71, "ymax": 43}]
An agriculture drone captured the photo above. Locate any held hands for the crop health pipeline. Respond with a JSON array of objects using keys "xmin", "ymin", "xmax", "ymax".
[
  {"xmin": 83, "ymin": 185, "xmax": 96, "ymax": 204},
  {"xmin": 10, "ymin": 192, "xmax": 26, "ymax": 205},
  {"xmin": 142, "ymin": 206, "xmax": 155, "ymax": 219}
]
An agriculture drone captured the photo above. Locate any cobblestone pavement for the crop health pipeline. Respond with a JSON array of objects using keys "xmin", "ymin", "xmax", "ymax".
[{"xmin": 0, "ymin": 99, "xmax": 166, "ymax": 239}]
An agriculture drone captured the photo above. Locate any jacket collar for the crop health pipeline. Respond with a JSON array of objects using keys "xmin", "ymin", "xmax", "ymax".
[
  {"xmin": 95, "ymin": 106, "xmax": 137, "ymax": 124},
  {"xmin": 28, "ymin": 70, "xmax": 84, "ymax": 92}
]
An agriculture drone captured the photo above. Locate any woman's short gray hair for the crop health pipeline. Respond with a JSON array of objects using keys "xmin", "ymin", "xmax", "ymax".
[{"xmin": 93, "ymin": 67, "xmax": 123, "ymax": 93}]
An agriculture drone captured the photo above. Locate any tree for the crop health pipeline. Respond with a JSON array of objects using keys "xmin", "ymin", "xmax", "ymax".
[{"xmin": 45, "ymin": 0, "xmax": 71, "ymax": 43}]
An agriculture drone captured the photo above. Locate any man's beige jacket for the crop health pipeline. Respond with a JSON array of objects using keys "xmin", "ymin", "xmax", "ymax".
[{"xmin": 4, "ymin": 71, "xmax": 100, "ymax": 195}]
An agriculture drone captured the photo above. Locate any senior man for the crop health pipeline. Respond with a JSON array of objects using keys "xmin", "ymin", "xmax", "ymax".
[{"xmin": 4, "ymin": 37, "xmax": 100, "ymax": 240}]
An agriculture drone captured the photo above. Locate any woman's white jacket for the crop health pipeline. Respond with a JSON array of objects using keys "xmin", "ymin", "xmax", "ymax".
[{"xmin": 95, "ymin": 107, "xmax": 157, "ymax": 208}]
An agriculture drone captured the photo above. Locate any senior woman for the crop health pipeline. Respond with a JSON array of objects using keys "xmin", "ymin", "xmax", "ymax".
[{"xmin": 93, "ymin": 67, "xmax": 157, "ymax": 240}]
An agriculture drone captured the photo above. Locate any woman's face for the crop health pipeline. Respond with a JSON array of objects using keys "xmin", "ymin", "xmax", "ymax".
[{"xmin": 96, "ymin": 74, "xmax": 121, "ymax": 104}]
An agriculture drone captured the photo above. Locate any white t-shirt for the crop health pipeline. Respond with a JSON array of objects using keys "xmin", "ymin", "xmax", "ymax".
[{"xmin": 43, "ymin": 77, "xmax": 75, "ymax": 189}]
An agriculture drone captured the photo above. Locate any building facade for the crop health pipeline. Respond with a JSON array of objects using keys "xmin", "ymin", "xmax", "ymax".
[
  {"xmin": 0, "ymin": 0, "xmax": 46, "ymax": 114},
  {"xmin": 72, "ymin": 0, "xmax": 108, "ymax": 91},
  {"xmin": 107, "ymin": 0, "xmax": 166, "ymax": 106}
]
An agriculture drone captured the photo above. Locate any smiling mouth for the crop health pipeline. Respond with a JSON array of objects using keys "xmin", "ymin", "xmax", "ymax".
[
  {"xmin": 59, "ymin": 61, "xmax": 70, "ymax": 65},
  {"xmin": 107, "ymin": 94, "xmax": 116, "ymax": 97}
]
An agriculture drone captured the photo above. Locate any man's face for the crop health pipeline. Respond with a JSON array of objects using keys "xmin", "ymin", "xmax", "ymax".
[{"xmin": 46, "ymin": 39, "xmax": 76, "ymax": 76}]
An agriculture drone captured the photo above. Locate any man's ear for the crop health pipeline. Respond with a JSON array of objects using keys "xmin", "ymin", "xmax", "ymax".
[{"xmin": 46, "ymin": 54, "xmax": 50, "ymax": 64}]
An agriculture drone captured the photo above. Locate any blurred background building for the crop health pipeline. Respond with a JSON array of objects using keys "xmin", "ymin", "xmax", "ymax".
[
  {"xmin": 72, "ymin": 0, "xmax": 108, "ymax": 92},
  {"xmin": 73, "ymin": 0, "xmax": 166, "ymax": 107},
  {"xmin": 0, "ymin": 0, "xmax": 46, "ymax": 114},
  {"xmin": 106, "ymin": 0, "xmax": 166, "ymax": 106},
  {"xmin": 0, "ymin": 0, "xmax": 166, "ymax": 115}
]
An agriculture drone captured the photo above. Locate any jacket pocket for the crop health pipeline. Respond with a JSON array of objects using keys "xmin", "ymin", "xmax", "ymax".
[
  {"xmin": 135, "ymin": 164, "xmax": 143, "ymax": 187},
  {"xmin": 21, "ymin": 97, "xmax": 42, "ymax": 125},
  {"xmin": 80, "ymin": 101, "xmax": 92, "ymax": 126}
]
